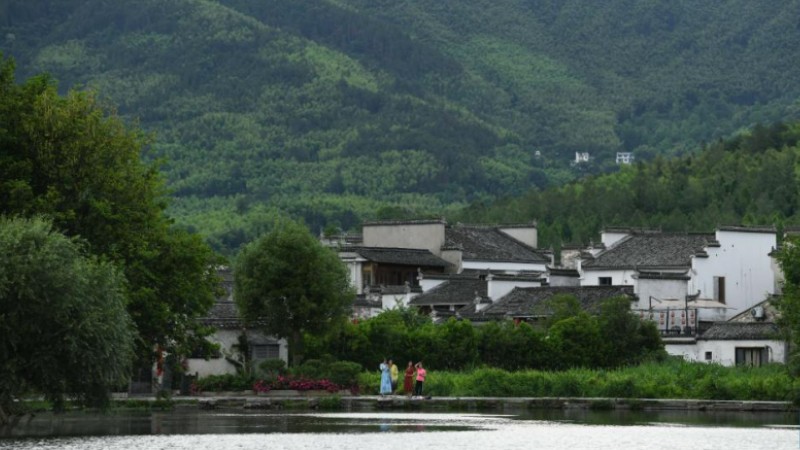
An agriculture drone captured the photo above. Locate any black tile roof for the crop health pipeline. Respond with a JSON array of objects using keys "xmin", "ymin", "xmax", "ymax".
[
  {"xmin": 634, "ymin": 271, "xmax": 691, "ymax": 281},
  {"xmin": 466, "ymin": 285, "xmax": 635, "ymax": 320},
  {"xmin": 583, "ymin": 233, "xmax": 714, "ymax": 269},
  {"xmin": 201, "ymin": 300, "xmax": 245, "ymax": 329},
  {"xmin": 699, "ymin": 322, "xmax": 780, "ymax": 340},
  {"xmin": 351, "ymin": 247, "xmax": 450, "ymax": 268},
  {"xmin": 409, "ymin": 278, "xmax": 488, "ymax": 306},
  {"xmin": 445, "ymin": 225, "xmax": 550, "ymax": 263}
]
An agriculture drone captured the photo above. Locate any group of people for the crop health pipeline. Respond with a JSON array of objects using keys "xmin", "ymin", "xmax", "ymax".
[{"xmin": 379, "ymin": 359, "xmax": 426, "ymax": 397}]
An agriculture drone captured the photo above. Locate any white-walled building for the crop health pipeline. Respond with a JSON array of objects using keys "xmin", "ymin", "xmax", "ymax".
[
  {"xmin": 580, "ymin": 227, "xmax": 778, "ymax": 324},
  {"xmin": 185, "ymin": 268, "xmax": 288, "ymax": 378}
]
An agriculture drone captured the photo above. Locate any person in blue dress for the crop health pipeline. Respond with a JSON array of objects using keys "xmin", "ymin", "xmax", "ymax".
[{"xmin": 379, "ymin": 358, "xmax": 392, "ymax": 395}]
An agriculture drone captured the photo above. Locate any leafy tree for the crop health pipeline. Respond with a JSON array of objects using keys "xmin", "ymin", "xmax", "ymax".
[
  {"xmin": 234, "ymin": 218, "xmax": 354, "ymax": 366},
  {"xmin": 0, "ymin": 217, "xmax": 135, "ymax": 425},
  {"xmin": 775, "ymin": 235, "xmax": 800, "ymax": 375},
  {"xmin": 597, "ymin": 296, "xmax": 665, "ymax": 367},
  {"xmin": 0, "ymin": 55, "xmax": 221, "ymax": 363}
]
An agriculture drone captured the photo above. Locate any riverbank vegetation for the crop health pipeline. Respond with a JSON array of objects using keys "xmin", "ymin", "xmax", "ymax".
[
  {"xmin": 358, "ymin": 359, "xmax": 799, "ymax": 402},
  {"xmin": 304, "ymin": 297, "xmax": 665, "ymax": 372}
]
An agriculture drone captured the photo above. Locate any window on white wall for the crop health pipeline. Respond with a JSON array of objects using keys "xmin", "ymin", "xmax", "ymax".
[
  {"xmin": 599, "ymin": 277, "xmax": 612, "ymax": 286},
  {"xmin": 735, "ymin": 347, "xmax": 766, "ymax": 367},
  {"xmin": 713, "ymin": 276, "xmax": 726, "ymax": 303},
  {"xmin": 704, "ymin": 351, "xmax": 712, "ymax": 361}
]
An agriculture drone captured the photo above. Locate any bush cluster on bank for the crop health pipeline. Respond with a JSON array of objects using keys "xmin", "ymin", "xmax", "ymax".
[
  {"xmin": 193, "ymin": 358, "xmax": 362, "ymax": 394},
  {"xmin": 306, "ymin": 297, "xmax": 665, "ymax": 372}
]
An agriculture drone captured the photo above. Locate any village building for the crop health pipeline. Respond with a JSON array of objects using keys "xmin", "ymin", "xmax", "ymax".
[
  {"xmin": 184, "ymin": 268, "xmax": 288, "ymax": 378},
  {"xmin": 579, "ymin": 227, "xmax": 778, "ymax": 326}
]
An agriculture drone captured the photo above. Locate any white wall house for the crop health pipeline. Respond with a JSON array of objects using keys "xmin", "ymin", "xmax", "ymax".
[
  {"xmin": 185, "ymin": 268, "xmax": 288, "ymax": 378},
  {"xmin": 581, "ymin": 227, "xmax": 778, "ymax": 322},
  {"xmin": 689, "ymin": 227, "xmax": 778, "ymax": 320}
]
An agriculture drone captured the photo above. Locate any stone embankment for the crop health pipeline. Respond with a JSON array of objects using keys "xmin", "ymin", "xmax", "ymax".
[{"xmin": 181, "ymin": 394, "xmax": 794, "ymax": 413}]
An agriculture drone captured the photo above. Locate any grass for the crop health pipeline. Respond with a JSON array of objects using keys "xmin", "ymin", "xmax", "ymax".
[{"xmin": 359, "ymin": 359, "xmax": 800, "ymax": 401}]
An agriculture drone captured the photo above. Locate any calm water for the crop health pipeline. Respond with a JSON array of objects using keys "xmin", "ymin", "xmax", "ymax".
[{"xmin": 1, "ymin": 410, "xmax": 798, "ymax": 450}]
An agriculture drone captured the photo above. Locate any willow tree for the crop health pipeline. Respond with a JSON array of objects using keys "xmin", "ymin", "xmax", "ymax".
[
  {"xmin": 234, "ymin": 219, "xmax": 354, "ymax": 366},
  {"xmin": 0, "ymin": 217, "xmax": 135, "ymax": 425}
]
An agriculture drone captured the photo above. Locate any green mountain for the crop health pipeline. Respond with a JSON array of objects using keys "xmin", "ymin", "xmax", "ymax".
[
  {"xmin": 453, "ymin": 121, "xmax": 800, "ymax": 248},
  {"xmin": 2, "ymin": 0, "xmax": 799, "ymax": 252}
]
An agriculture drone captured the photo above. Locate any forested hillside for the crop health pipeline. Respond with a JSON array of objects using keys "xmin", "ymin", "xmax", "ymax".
[
  {"xmin": 2, "ymin": 0, "xmax": 799, "ymax": 252},
  {"xmin": 454, "ymin": 122, "xmax": 800, "ymax": 249}
]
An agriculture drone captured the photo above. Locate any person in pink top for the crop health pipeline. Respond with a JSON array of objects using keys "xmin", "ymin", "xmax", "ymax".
[{"xmin": 413, "ymin": 361, "xmax": 427, "ymax": 397}]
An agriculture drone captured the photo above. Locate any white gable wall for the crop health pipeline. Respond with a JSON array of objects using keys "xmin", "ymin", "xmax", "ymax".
[
  {"xmin": 488, "ymin": 278, "xmax": 542, "ymax": 300},
  {"xmin": 634, "ymin": 277, "xmax": 688, "ymax": 310},
  {"xmin": 690, "ymin": 230, "xmax": 777, "ymax": 320},
  {"xmin": 581, "ymin": 268, "xmax": 637, "ymax": 287},
  {"xmin": 601, "ymin": 230, "xmax": 631, "ymax": 248},
  {"xmin": 363, "ymin": 221, "xmax": 445, "ymax": 255}
]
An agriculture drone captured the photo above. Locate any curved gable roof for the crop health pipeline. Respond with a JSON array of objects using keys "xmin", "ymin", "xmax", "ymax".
[
  {"xmin": 584, "ymin": 233, "xmax": 713, "ymax": 269},
  {"xmin": 445, "ymin": 226, "xmax": 549, "ymax": 263}
]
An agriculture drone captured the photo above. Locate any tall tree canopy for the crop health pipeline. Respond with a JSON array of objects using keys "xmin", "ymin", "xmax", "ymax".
[
  {"xmin": 0, "ymin": 216, "xmax": 135, "ymax": 425},
  {"xmin": 776, "ymin": 236, "xmax": 800, "ymax": 374},
  {"xmin": 234, "ymin": 218, "xmax": 354, "ymax": 365},
  {"xmin": 0, "ymin": 55, "xmax": 221, "ymax": 362}
]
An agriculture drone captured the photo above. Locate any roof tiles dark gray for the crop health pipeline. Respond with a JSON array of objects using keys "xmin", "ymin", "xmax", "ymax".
[
  {"xmin": 467, "ymin": 285, "xmax": 635, "ymax": 320},
  {"xmin": 352, "ymin": 247, "xmax": 450, "ymax": 268},
  {"xmin": 584, "ymin": 233, "xmax": 714, "ymax": 269},
  {"xmin": 409, "ymin": 278, "xmax": 488, "ymax": 306},
  {"xmin": 699, "ymin": 322, "xmax": 780, "ymax": 340},
  {"xmin": 445, "ymin": 225, "xmax": 549, "ymax": 263}
]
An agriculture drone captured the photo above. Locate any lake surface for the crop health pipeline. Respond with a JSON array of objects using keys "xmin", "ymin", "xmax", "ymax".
[{"xmin": 1, "ymin": 409, "xmax": 798, "ymax": 450}]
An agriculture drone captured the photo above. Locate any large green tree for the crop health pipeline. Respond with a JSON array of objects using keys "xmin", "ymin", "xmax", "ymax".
[
  {"xmin": 234, "ymin": 219, "xmax": 354, "ymax": 366},
  {"xmin": 775, "ymin": 235, "xmax": 800, "ymax": 374},
  {"xmin": 0, "ymin": 217, "xmax": 135, "ymax": 425},
  {"xmin": 0, "ymin": 55, "xmax": 221, "ymax": 363}
]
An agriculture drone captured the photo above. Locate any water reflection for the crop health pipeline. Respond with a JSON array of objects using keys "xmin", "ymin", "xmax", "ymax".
[{"xmin": 0, "ymin": 410, "xmax": 797, "ymax": 450}]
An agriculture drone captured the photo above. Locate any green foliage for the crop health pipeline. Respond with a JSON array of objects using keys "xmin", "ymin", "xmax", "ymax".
[
  {"xmin": 313, "ymin": 297, "xmax": 664, "ymax": 373},
  {"xmin": 234, "ymin": 218, "xmax": 355, "ymax": 365},
  {"xmin": 0, "ymin": 217, "xmax": 135, "ymax": 423},
  {"xmin": 775, "ymin": 236, "xmax": 800, "ymax": 374},
  {"xmin": 5, "ymin": 2, "xmax": 800, "ymax": 251},
  {"xmin": 360, "ymin": 360, "xmax": 798, "ymax": 401},
  {"xmin": 458, "ymin": 122, "xmax": 800, "ymax": 246},
  {"xmin": 0, "ymin": 55, "xmax": 222, "ymax": 362},
  {"xmin": 193, "ymin": 373, "xmax": 255, "ymax": 392}
]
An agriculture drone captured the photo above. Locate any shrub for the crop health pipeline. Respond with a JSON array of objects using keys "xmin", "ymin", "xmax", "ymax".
[
  {"xmin": 194, "ymin": 373, "xmax": 254, "ymax": 392},
  {"xmin": 327, "ymin": 361, "xmax": 362, "ymax": 387}
]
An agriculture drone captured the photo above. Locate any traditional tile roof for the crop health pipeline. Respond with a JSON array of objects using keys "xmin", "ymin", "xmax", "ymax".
[
  {"xmin": 409, "ymin": 278, "xmax": 488, "ymax": 306},
  {"xmin": 350, "ymin": 246, "xmax": 450, "ymax": 268},
  {"xmin": 583, "ymin": 232, "xmax": 714, "ymax": 270},
  {"xmin": 699, "ymin": 322, "xmax": 780, "ymax": 340},
  {"xmin": 353, "ymin": 294, "xmax": 382, "ymax": 308},
  {"xmin": 717, "ymin": 225, "xmax": 776, "ymax": 234},
  {"xmin": 634, "ymin": 271, "xmax": 691, "ymax": 281},
  {"xmin": 548, "ymin": 267, "xmax": 580, "ymax": 277},
  {"xmin": 202, "ymin": 300, "xmax": 245, "ymax": 329},
  {"xmin": 466, "ymin": 285, "xmax": 635, "ymax": 320},
  {"xmin": 444, "ymin": 225, "xmax": 550, "ymax": 263}
]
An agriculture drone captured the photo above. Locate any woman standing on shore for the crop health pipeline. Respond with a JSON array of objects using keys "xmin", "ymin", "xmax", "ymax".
[
  {"xmin": 379, "ymin": 359, "xmax": 392, "ymax": 395},
  {"xmin": 403, "ymin": 361, "xmax": 414, "ymax": 396}
]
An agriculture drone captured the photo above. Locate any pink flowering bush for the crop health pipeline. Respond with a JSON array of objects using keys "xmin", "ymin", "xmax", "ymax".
[{"xmin": 253, "ymin": 375, "xmax": 343, "ymax": 393}]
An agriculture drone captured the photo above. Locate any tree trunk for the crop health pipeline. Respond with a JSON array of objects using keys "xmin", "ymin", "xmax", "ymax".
[{"xmin": 290, "ymin": 329, "xmax": 304, "ymax": 367}]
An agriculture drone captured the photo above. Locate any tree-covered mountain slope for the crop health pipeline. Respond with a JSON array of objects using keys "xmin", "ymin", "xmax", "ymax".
[
  {"xmin": 2, "ymin": 0, "xmax": 799, "ymax": 252},
  {"xmin": 453, "ymin": 121, "xmax": 800, "ymax": 248}
]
